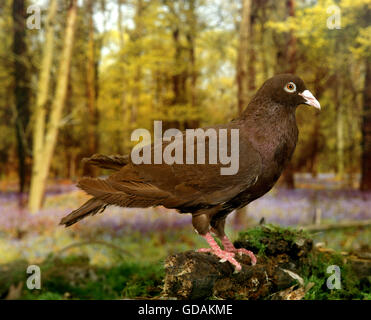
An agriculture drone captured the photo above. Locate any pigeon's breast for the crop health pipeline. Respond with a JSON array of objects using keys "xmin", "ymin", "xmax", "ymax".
[{"xmin": 231, "ymin": 123, "xmax": 298, "ymax": 207}]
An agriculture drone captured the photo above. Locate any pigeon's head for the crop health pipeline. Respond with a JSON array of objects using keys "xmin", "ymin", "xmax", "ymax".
[{"xmin": 258, "ymin": 74, "xmax": 321, "ymax": 110}]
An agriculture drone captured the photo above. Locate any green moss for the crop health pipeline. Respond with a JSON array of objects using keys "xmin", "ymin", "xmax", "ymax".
[
  {"xmin": 235, "ymin": 224, "xmax": 310, "ymax": 256},
  {"xmin": 236, "ymin": 225, "xmax": 370, "ymax": 300}
]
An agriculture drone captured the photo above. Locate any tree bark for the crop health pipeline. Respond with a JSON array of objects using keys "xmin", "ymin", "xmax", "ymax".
[
  {"xmin": 12, "ymin": 0, "xmax": 31, "ymax": 197},
  {"xmin": 234, "ymin": 0, "xmax": 253, "ymax": 228},
  {"xmin": 236, "ymin": 0, "xmax": 251, "ymax": 115},
  {"xmin": 279, "ymin": 0, "xmax": 297, "ymax": 189},
  {"xmin": 117, "ymin": 0, "xmax": 127, "ymax": 154},
  {"xmin": 186, "ymin": 0, "xmax": 197, "ymax": 108},
  {"xmin": 83, "ymin": 0, "xmax": 99, "ymax": 176},
  {"xmin": 28, "ymin": 0, "xmax": 78, "ymax": 212},
  {"xmin": 130, "ymin": 0, "xmax": 144, "ymax": 126},
  {"xmin": 361, "ymin": 56, "xmax": 371, "ymax": 190},
  {"xmin": 163, "ymin": 251, "xmax": 296, "ymax": 300},
  {"xmin": 335, "ymin": 76, "xmax": 345, "ymax": 181}
]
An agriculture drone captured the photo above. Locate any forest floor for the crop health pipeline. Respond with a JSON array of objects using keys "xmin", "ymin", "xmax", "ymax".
[{"xmin": 0, "ymin": 174, "xmax": 370, "ymax": 299}]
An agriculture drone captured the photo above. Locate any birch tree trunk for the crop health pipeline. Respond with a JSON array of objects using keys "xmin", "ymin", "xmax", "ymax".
[
  {"xmin": 28, "ymin": 0, "xmax": 78, "ymax": 213},
  {"xmin": 28, "ymin": 0, "xmax": 57, "ymax": 213}
]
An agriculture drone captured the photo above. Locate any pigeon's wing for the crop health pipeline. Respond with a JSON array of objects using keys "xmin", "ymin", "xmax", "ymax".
[{"xmin": 109, "ymin": 124, "xmax": 262, "ymax": 207}]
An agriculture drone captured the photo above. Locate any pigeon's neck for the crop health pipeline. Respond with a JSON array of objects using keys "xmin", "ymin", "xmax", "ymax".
[{"xmin": 240, "ymin": 99, "xmax": 299, "ymax": 166}]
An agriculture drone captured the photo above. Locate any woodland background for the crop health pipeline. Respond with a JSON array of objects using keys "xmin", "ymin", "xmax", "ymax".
[{"xmin": 0, "ymin": 0, "xmax": 370, "ymax": 300}]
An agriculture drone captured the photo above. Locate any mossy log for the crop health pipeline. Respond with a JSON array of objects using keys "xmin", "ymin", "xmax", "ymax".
[
  {"xmin": 162, "ymin": 226, "xmax": 371, "ymax": 300},
  {"xmin": 163, "ymin": 251, "xmax": 301, "ymax": 299},
  {"xmin": 163, "ymin": 227, "xmax": 313, "ymax": 299}
]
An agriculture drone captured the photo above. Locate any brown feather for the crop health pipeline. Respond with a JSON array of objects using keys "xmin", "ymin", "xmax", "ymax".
[
  {"xmin": 82, "ymin": 154, "xmax": 129, "ymax": 171},
  {"xmin": 59, "ymin": 198, "xmax": 106, "ymax": 227}
]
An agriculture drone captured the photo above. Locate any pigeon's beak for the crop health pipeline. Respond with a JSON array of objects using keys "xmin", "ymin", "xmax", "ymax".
[{"xmin": 299, "ymin": 90, "xmax": 321, "ymax": 110}]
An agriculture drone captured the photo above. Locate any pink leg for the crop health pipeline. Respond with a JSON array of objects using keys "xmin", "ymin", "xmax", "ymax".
[
  {"xmin": 221, "ymin": 235, "xmax": 257, "ymax": 265},
  {"xmin": 198, "ymin": 232, "xmax": 242, "ymax": 272}
]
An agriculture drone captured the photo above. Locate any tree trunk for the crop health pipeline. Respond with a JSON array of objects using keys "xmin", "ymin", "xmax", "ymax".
[
  {"xmin": 361, "ymin": 57, "xmax": 371, "ymax": 191},
  {"xmin": 282, "ymin": 163, "xmax": 295, "ymax": 189},
  {"xmin": 308, "ymin": 72, "xmax": 327, "ymax": 177},
  {"xmin": 335, "ymin": 76, "xmax": 345, "ymax": 181},
  {"xmin": 186, "ymin": 0, "xmax": 197, "ymax": 108},
  {"xmin": 28, "ymin": 0, "xmax": 78, "ymax": 213},
  {"xmin": 171, "ymin": 27, "xmax": 185, "ymax": 107},
  {"xmin": 285, "ymin": 0, "xmax": 296, "ymax": 74},
  {"xmin": 83, "ymin": 0, "xmax": 98, "ymax": 176},
  {"xmin": 117, "ymin": 0, "xmax": 127, "ymax": 154},
  {"xmin": 131, "ymin": 0, "xmax": 144, "ymax": 125},
  {"xmin": 236, "ymin": 0, "xmax": 251, "ymax": 115},
  {"xmin": 234, "ymin": 0, "xmax": 252, "ymax": 228},
  {"xmin": 279, "ymin": 0, "xmax": 297, "ymax": 189},
  {"xmin": 12, "ymin": 0, "xmax": 31, "ymax": 198},
  {"xmin": 28, "ymin": 0, "xmax": 57, "ymax": 213}
]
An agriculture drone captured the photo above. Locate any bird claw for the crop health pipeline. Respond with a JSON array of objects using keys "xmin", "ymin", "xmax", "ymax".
[
  {"xmin": 221, "ymin": 236, "xmax": 257, "ymax": 265},
  {"xmin": 201, "ymin": 248, "xmax": 241, "ymax": 271},
  {"xmin": 216, "ymin": 251, "xmax": 241, "ymax": 271},
  {"xmin": 234, "ymin": 248, "xmax": 257, "ymax": 265}
]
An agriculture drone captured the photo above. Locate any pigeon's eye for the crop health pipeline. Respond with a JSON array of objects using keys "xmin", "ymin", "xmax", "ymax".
[{"xmin": 284, "ymin": 82, "xmax": 296, "ymax": 93}]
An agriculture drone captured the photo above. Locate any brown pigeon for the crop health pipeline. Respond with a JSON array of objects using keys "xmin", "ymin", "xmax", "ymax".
[{"xmin": 60, "ymin": 74, "xmax": 320, "ymax": 271}]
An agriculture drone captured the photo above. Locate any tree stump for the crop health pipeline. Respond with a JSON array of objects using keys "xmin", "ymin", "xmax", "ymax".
[
  {"xmin": 163, "ymin": 226, "xmax": 313, "ymax": 299},
  {"xmin": 163, "ymin": 251, "xmax": 301, "ymax": 299}
]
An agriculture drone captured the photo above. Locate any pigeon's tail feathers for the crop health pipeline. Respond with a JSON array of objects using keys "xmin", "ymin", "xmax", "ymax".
[
  {"xmin": 60, "ymin": 198, "xmax": 106, "ymax": 227},
  {"xmin": 77, "ymin": 177, "xmax": 170, "ymax": 208},
  {"xmin": 82, "ymin": 154, "xmax": 129, "ymax": 171}
]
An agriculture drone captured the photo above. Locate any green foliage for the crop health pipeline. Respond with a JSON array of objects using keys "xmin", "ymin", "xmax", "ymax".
[
  {"xmin": 21, "ymin": 255, "xmax": 164, "ymax": 300},
  {"xmin": 300, "ymin": 251, "xmax": 369, "ymax": 300}
]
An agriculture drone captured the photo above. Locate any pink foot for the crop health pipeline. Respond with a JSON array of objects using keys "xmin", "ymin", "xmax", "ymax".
[
  {"xmin": 199, "ymin": 233, "xmax": 242, "ymax": 272},
  {"xmin": 198, "ymin": 248, "xmax": 235, "ymax": 259},
  {"xmin": 221, "ymin": 236, "xmax": 257, "ymax": 265}
]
